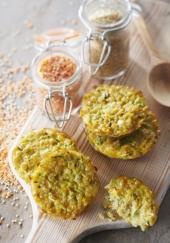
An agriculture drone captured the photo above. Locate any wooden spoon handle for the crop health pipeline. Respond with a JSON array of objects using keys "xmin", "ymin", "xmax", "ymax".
[{"xmin": 133, "ymin": 11, "xmax": 161, "ymax": 65}]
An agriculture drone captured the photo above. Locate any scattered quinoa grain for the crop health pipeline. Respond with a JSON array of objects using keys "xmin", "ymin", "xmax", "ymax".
[
  {"xmin": 11, "ymin": 219, "xmax": 17, "ymax": 224},
  {"xmin": 6, "ymin": 223, "xmax": 10, "ymax": 228},
  {"xmin": 0, "ymin": 217, "xmax": 5, "ymax": 225},
  {"xmin": 0, "ymin": 51, "xmax": 35, "ymax": 189},
  {"xmin": 18, "ymin": 221, "xmax": 23, "ymax": 227}
]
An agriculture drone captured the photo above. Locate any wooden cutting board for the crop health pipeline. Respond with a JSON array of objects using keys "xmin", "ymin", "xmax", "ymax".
[{"xmin": 9, "ymin": 1, "xmax": 170, "ymax": 242}]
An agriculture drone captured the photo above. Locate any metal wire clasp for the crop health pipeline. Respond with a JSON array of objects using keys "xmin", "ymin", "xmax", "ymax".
[
  {"xmin": 44, "ymin": 87, "xmax": 73, "ymax": 129},
  {"xmin": 82, "ymin": 32, "xmax": 111, "ymax": 75}
]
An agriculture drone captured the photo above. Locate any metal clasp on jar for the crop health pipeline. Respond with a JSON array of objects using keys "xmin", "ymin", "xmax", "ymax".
[
  {"xmin": 82, "ymin": 32, "xmax": 111, "ymax": 75},
  {"xmin": 44, "ymin": 87, "xmax": 73, "ymax": 129}
]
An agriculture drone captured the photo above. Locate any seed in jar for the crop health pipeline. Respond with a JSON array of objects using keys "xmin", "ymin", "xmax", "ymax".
[
  {"xmin": 38, "ymin": 55, "xmax": 77, "ymax": 82},
  {"xmin": 90, "ymin": 9, "xmax": 122, "ymax": 25},
  {"xmin": 87, "ymin": 8, "xmax": 129, "ymax": 79}
]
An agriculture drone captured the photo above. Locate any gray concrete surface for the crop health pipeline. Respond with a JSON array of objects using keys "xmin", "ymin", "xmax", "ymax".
[{"xmin": 0, "ymin": 0, "xmax": 169, "ymax": 242}]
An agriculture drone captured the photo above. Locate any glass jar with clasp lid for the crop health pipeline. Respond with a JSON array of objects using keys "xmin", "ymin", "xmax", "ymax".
[
  {"xmin": 79, "ymin": 0, "xmax": 135, "ymax": 80},
  {"xmin": 32, "ymin": 36, "xmax": 91, "ymax": 128}
]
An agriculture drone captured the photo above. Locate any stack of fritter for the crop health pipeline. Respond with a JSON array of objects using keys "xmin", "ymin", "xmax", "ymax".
[
  {"xmin": 12, "ymin": 128, "xmax": 99, "ymax": 219},
  {"xmin": 80, "ymin": 85, "xmax": 160, "ymax": 159}
]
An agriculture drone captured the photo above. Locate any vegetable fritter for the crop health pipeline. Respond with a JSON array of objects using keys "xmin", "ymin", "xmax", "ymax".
[
  {"xmin": 12, "ymin": 128, "xmax": 77, "ymax": 182},
  {"xmin": 31, "ymin": 150, "xmax": 99, "ymax": 219},
  {"xmin": 80, "ymin": 85, "xmax": 148, "ymax": 137},
  {"xmin": 86, "ymin": 112, "xmax": 160, "ymax": 159},
  {"xmin": 104, "ymin": 176, "xmax": 158, "ymax": 231}
]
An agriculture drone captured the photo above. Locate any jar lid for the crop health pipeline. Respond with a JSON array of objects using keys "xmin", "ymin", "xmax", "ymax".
[{"xmin": 35, "ymin": 28, "xmax": 82, "ymax": 51}]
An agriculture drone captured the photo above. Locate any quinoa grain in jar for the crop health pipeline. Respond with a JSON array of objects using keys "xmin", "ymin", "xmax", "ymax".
[
  {"xmin": 79, "ymin": 0, "xmax": 132, "ymax": 80},
  {"xmin": 32, "ymin": 44, "xmax": 88, "ymax": 128}
]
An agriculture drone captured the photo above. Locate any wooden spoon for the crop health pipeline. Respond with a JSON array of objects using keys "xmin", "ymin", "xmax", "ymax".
[{"xmin": 133, "ymin": 13, "xmax": 170, "ymax": 107}]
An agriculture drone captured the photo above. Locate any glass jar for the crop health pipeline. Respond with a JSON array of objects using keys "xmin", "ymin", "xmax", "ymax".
[
  {"xmin": 32, "ymin": 43, "xmax": 90, "ymax": 128},
  {"xmin": 79, "ymin": 0, "xmax": 133, "ymax": 80}
]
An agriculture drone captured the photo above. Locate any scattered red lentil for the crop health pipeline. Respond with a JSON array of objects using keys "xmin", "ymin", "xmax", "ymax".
[
  {"xmin": 25, "ymin": 20, "xmax": 33, "ymax": 29},
  {"xmin": 0, "ymin": 189, "xmax": 13, "ymax": 199}
]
